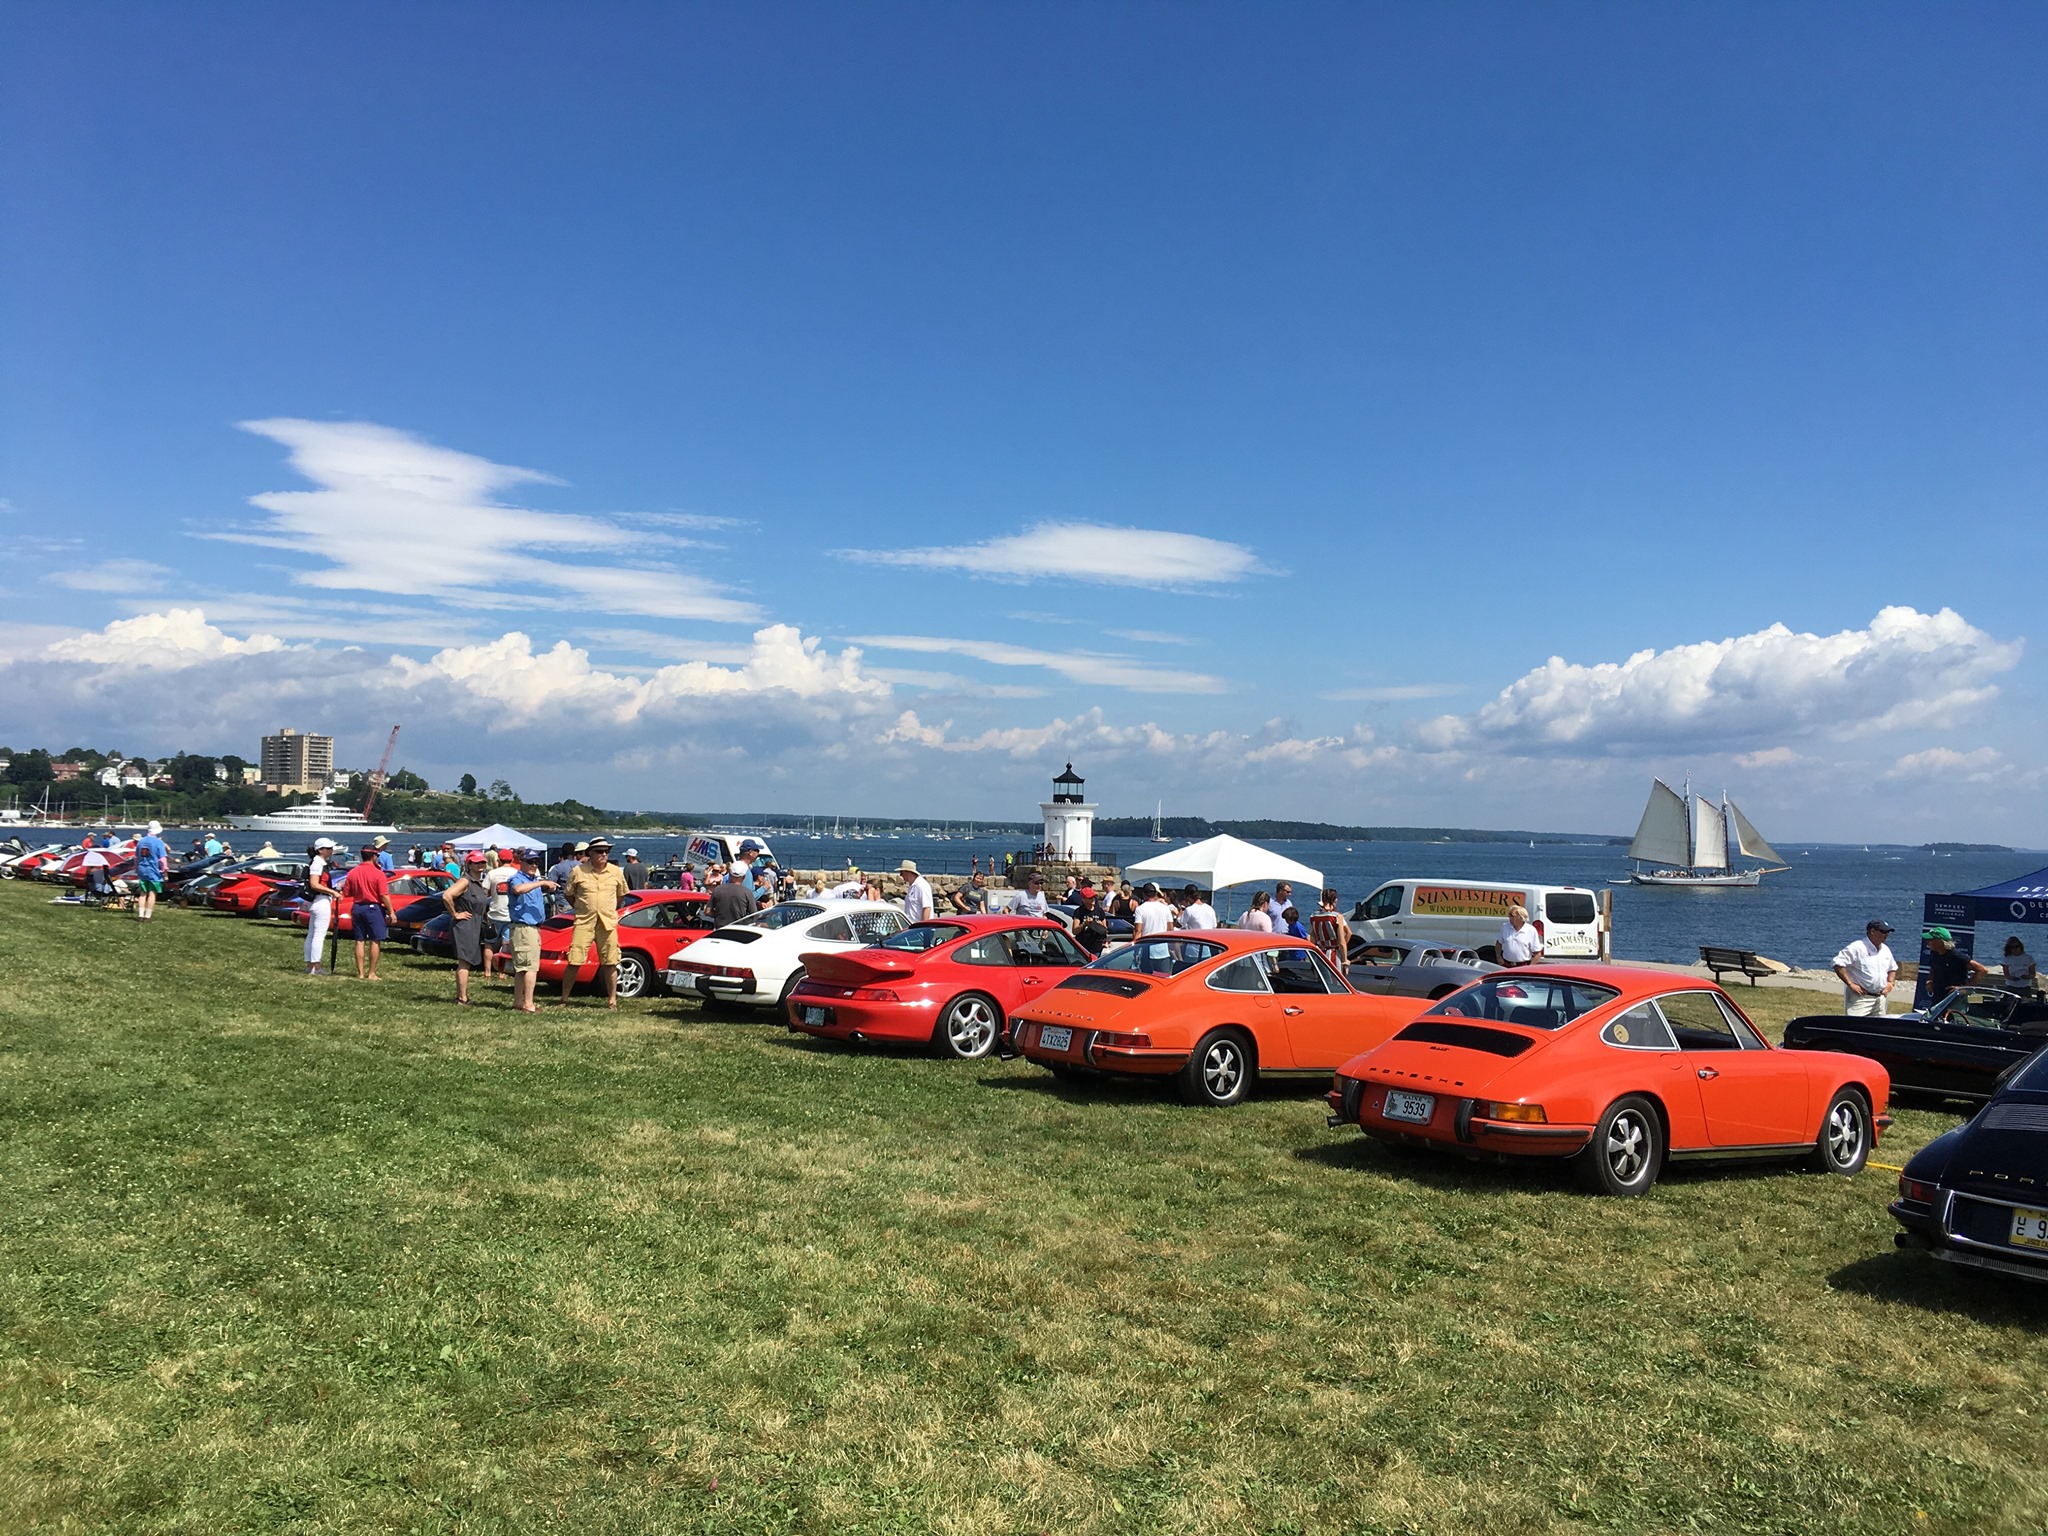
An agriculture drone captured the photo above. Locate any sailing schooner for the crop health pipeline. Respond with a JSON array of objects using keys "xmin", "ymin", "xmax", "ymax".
[{"xmin": 1625, "ymin": 778, "xmax": 1788, "ymax": 886}]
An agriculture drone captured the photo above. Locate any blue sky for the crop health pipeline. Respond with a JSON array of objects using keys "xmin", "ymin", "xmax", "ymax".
[{"xmin": 3, "ymin": 3, "xmax": 2045, "ymax": 839}]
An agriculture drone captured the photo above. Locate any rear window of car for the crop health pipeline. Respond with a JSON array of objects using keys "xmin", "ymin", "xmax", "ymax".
[
  {"xmin": 2008, "ymin": 1051, "xmax": 2048, "ymax": 1093},
  {"xmin": 1544, "ymin": 892, "xmax": 1597, "ymax": 925},
  {"xmin": 878, "ymin": 922, "xmax": 968, "ymax": 952},
  {"xmin": 1424, "ymin": 975, "xmax": 1619, "ymax": 1030},
  {"xmin": 1091, "ymin": 938, "xmax": 1225, "ymax": 977},
  {"xmin": 737, "ymin": 902, "xmax": 824, "ymax": 932}
]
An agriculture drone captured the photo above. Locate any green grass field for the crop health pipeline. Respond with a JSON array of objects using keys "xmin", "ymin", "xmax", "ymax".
[{"xmin": 1, "ymin": 884, "xmax": 2044, "ymax": 1535}]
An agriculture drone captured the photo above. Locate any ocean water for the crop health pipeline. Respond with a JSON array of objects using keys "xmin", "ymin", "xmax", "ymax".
[{"xmin": 370, "ymin": 828, "xmax": 2046, "ymax": 972}]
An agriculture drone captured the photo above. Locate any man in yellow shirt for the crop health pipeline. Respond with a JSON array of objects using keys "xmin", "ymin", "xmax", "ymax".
[{"xmin": 562, "ymin": 837, "xmax": 632, "ymax": 1008}]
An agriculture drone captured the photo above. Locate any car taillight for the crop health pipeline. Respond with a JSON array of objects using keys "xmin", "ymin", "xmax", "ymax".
[
  {"xmin": 850, "ymin": 987, "xmax": 900, "ymax": 1002},
  {"xmin": 1090, "ymin": 1030, "xmax": 1152, "ymax": 1050},
  {"xmin": 1898, "ymin": 1176, "xmax": 1936, "ymax": 1205},
  {"xmin": 1481, "ymin": 1101, "xmax": 1548, "ymax": 1124}
]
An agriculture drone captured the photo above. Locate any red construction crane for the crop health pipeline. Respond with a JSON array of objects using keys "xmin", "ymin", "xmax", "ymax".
[{"xmin": 360, "ymin": 725, "xmax": 401, "ymax": 820}]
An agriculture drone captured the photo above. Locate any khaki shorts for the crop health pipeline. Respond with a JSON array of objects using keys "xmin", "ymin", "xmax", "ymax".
[
  {"xmin": 510, "ymin": 924, "xmax": 542, "ymax": 973},
  {"xmin": 566, "ymin": 916, "xmax": 620, "ymax": 967}
]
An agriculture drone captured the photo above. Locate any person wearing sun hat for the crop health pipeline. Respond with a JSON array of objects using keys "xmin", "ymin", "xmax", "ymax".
[
  {"xmin": 898, "ymin": 858, "xmax": 934, "ymax": 924},
  {"xmin": 561, "ymin": 837, "xmax": 630, "ymax": 1008},
  {"xmin": 1833, "ymin": 919, "xmax": 1898, "ymax": 1017},
  {"xmin": 131, "ymin": 819, "xmax": 170, "ymax": 922}
]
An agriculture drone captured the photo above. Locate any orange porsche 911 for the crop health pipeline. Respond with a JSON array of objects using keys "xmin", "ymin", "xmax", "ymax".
[
  {"xmin": 1327, "ymin": 966, "xmax": 1892, "ymax": 1195},
  {"xmin": 1011, "ymin": 932, "xmax": 1422, "ymax": 1106}
]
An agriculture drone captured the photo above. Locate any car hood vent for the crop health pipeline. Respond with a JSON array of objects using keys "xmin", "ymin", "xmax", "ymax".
[
  {"xmin": 711, "ymin": 928, "xmax": 764, "ymax": 944},
  {"xmin": 1981, "ymin": 1102, "xmax": 2048, "ymax": 1134},
  {"xmin": 1392, "ymin": 1021, "xmax": 1536, "ymax": 1058},
  {"xmin": 1054, "ymin": 973, "xmax": 1153, "ymax": 999}
]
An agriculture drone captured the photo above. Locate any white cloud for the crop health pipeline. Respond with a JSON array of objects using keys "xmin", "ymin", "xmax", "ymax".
[
  {"xmin": 1322, "ymin": 683, "xmax": 1463, "ymax": 703},
  {"xmin": 874, "ymin": 706, "xmax": 1386, "ymax": 773},
  {"xmin": 44, "ymin": 608, "xmax": 291, "ymax": 669},
  {"xmin": 1884, "ymin": 746, "xmax": 2010, "ymax": 784},
  {"xmin": 1732, "ymin": 746, "xmax": 1803, "ymax": 769},
  {"xmin": 1419, "ymin": 608, "xmax": 2022, "ymax": 755},
  {"xmin": 839, "ymin": 522, "xmax": 1267, "ymax": 589},
  {"xmin": 223, "ymin": 419, "xmax": 760, "ymax": 623},
  {"xmin": 850, "ymin": 633, "xmax": 1228, "ymax": 694},
  {"xmin": 396, "ymin": 623, "xmax": 891, "ymax": 724},
  {"xmin": 1106, "ymin": 628, "xmax": 1195, "ymax": 646},
  {"xmin": 51, "ymin": 559, "xmax": 173, "ymax": 594}
]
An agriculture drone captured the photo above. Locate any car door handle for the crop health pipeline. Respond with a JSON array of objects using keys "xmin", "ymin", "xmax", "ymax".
[
  {"xmin": 1284, "ymin": 1006, "xmax": 1304, "ymax": 1015},
  {"xmin": 1697, "ymin": 1067, "xmax": 1718, "ymax": 1080}
]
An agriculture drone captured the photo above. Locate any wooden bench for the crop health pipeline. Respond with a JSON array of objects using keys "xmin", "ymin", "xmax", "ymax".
[{"xmin": 1699, "ymin": 945, "xmax": 1774, "ymax": 986}]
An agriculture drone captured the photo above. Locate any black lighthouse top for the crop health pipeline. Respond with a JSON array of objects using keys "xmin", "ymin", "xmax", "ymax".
[{"xmin": 1051, "ymin": 763, "xmax": 1085, "ymax": 804}]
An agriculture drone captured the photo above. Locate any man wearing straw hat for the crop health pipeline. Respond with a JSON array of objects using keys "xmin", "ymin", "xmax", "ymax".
[
  {"xmin": 898, "ymin": 858, "xmax": 934, "ymax": 924},
  {"xmin": 561, "ymin": 837, "xmax": 630, "ymax": 1008}
]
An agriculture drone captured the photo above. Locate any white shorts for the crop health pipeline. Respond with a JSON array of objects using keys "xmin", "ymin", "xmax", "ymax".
[{"xmin": 1844, "ymin": 992, "xmax": 1887, "ymax": 1017}]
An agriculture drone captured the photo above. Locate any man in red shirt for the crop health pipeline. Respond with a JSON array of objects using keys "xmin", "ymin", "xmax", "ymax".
[{"xmin": 339, "ymin": 845, "xmax": 399, "ymax": 981}]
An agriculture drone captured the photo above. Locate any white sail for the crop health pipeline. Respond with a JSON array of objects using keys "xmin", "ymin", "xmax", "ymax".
[
  {"xmin": 1628, "ymin": 780, "xmax": 1691, "ymax": 866},
  {"xmin": 1690, "ymin": 796, "xmax": 1729, "ymax": 870},
  {"xmin": 1726, "ymin": 799, "xmax": 1784, "ymax": 865}
]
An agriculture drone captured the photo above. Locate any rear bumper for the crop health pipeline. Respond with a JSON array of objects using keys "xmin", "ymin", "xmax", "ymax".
[
  {"xmin": 1014, "ymin": 1020, "xmax": 1187, "ymax": 1077},
  {"xmin": 662, "ymin": 969, "xmax": 774, "ymax": 1005},
  {"xmin": 1327, "ymin": 1079, "xmax": 1593, "ymax": 1158},
  {"xmin": 787, "ymin": 995, "xmax": 936, "ymax": 1044}
]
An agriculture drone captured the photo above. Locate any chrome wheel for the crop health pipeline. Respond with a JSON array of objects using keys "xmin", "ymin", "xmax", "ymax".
[
  {"xmin": 1175, "ymin": 1030, "xmax": 1254, "ymax": 1107},
  {"xmin": 1809, "ymin": 1089, "xmax": 1870, "ymax": 1175},
  {"xmin": 615, "ymin": 955, "xmax": 648, "ymax": 999},
  {"xmin": 940, "ymin": 994, "xmax": 1000, "ymax": 1059},
  {"xmin": 1604, "ymin": 1108, "xmax": 1650, "ymax": 1183}
]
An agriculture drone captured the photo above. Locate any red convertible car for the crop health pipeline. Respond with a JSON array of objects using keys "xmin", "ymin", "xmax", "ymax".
[
  {"xmin": 1327, "ymin": 966, "xmax": 1893, "ymax": 1195},
  {"xmin": 291, "ymin": 870, "xmax": 453, "ymax": 935},
  {"xmin": 499, "ymin": 890, "xmax": 712, "ymax": 998},
  {"xmin": 787, "ymin": 915, "xmax": 1093, "ymax": 1059},
  {"xmin": 1011, "ymin": 932, "xmax": 1421, "ymax": 1105}
]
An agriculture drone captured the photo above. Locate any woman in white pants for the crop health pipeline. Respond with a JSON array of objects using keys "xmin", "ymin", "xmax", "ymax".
[{"xmin": 304, "ymin": 838, "xmax": 339, "ymax": 976}]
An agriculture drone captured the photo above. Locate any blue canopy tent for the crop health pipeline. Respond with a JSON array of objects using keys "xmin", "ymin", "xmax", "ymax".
[{"xmin": 1915, "ymin": 866, "xmax": 2048, "ymax": 1007}]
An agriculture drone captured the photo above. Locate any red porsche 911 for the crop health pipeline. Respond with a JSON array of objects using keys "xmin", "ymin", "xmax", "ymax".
[{"xmin": 787, "ymin": 915, "xmax": 1093, "ymax": 1059}]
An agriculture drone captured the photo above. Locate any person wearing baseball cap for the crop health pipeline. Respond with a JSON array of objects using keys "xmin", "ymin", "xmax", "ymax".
[
  {"xmin": 503, "ymin": 848, "xmax": 558, "ymax": 1012},
  {"xmin": 898, "ymin": 858, "xmax": 934, "ymax": 924},
  {"xmin": 1922, "ymin": 925, "xmax": 1991, "ymax": 1005},
  {"xmin": 561, "ymin": 837, "xmax": 629, "ymax": 1008},
  {"xmin": 1833, "ymin": 919, "xmax": 1899, "ymax": 1017}
]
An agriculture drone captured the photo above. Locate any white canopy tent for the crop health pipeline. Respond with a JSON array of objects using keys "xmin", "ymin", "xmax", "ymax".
[
  {"xmin": 449, "ymin": 823, "xmax": 550, "ymax": 854},
  {"xmin": 1123, "ymin": 834, "xmax": 1323, "ymax": 897}
]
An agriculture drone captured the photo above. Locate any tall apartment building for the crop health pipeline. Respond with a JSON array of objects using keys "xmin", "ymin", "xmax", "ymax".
[{"xmin": 260, "ymin": 728, "xmax": 335, "ymax": 793}]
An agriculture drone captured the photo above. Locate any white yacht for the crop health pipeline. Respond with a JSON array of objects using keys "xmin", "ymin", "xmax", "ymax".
[{"xmin": 228, "ymin": 789, "xmax": 397, "ymax": 838}]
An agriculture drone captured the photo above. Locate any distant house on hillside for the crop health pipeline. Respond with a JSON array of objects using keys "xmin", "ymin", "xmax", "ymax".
[
  {"xmin": 97, "ymin": 765, "xmax": 123, "ymax": 788},
  {"xmin": 51, "ymin": 761, "xmax": 81, "ymax": 783}
]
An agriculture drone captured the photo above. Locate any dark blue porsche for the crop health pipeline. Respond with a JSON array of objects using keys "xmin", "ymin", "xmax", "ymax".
[{"xmin": 1891, "ymin": 1045, "xmax": 2048, "ymax": 1284}]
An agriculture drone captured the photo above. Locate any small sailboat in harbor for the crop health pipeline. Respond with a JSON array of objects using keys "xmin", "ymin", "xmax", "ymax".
[
  {"xmin": 1625, "ymin": 778, "xmax": 1788, "ymax": 887},
  {"xmin": 1151, "ymin": 801, "xmax": 1171, "ymax": 843}
]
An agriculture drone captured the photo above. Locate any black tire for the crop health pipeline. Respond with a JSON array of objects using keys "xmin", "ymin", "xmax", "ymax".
[
  {"xmin": 1572, "ymin": 1094, "xmax": 1664, "ymax": 1196},
  {"xmin": 1807, "ymin": 1087, "xmax": 1871, "ymax": 1175},
  {"xmin": 1176, "ymin": 1028, "xmax": 1254, "ymax": 1107},
  {"xmin": 777, "ymin": 970, "xmax": 805, "ymax": 1011},
  {"xmin": 614, "ymin": 954, "xmax": 650, "ymax": 1000},
  {"xmin": 935, "ymin": 992, "xmax": 1003, "ymax": 1060}
]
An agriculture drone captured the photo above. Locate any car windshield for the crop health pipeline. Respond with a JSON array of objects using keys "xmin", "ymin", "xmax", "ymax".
[
  {"xmin": 877, "ymin": 922, "xmax": 969, "ymax": 952},
  {"xmin": 1423, "ymin": 975, "xmax": 1619, "ymax": 1030},
  {"xmin": 1089, "ymin": 937, "xmax": 1225, "ymax": 977},
  {"xmin": 736, "ymin": 902, "xmax": 824, "ymax": 932}
]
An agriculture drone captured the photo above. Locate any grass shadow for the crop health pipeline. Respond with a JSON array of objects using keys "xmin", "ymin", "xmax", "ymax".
[{"xmin": 1828, "ymin": 1249, "xmax": 2048, "ymax": 1325}]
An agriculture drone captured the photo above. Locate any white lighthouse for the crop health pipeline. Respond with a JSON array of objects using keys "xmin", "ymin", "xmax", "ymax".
[{"xmin": 1039, "ymin": 762, "xmax": 1096, "ymax": 863}]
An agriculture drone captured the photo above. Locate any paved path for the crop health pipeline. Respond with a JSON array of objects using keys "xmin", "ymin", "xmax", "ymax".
[{"xmin": 1624, "ymin": 958, "xmax": 1844, "ymax": 995}]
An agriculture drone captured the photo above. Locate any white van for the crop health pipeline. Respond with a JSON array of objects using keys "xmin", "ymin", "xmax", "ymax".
[
  {"xmin": 684, "ymin": 832, "xmax": 776, "ymax": 869},
  {"xmin": 1348, "ymin": 879, "xmax": 1605, "ymax": 961}
]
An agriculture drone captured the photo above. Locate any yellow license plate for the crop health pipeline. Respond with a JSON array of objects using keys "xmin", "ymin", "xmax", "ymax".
[{"xmin": 2011, "ymin": 1207, "xmax": 2048, "ymax": 1251}]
